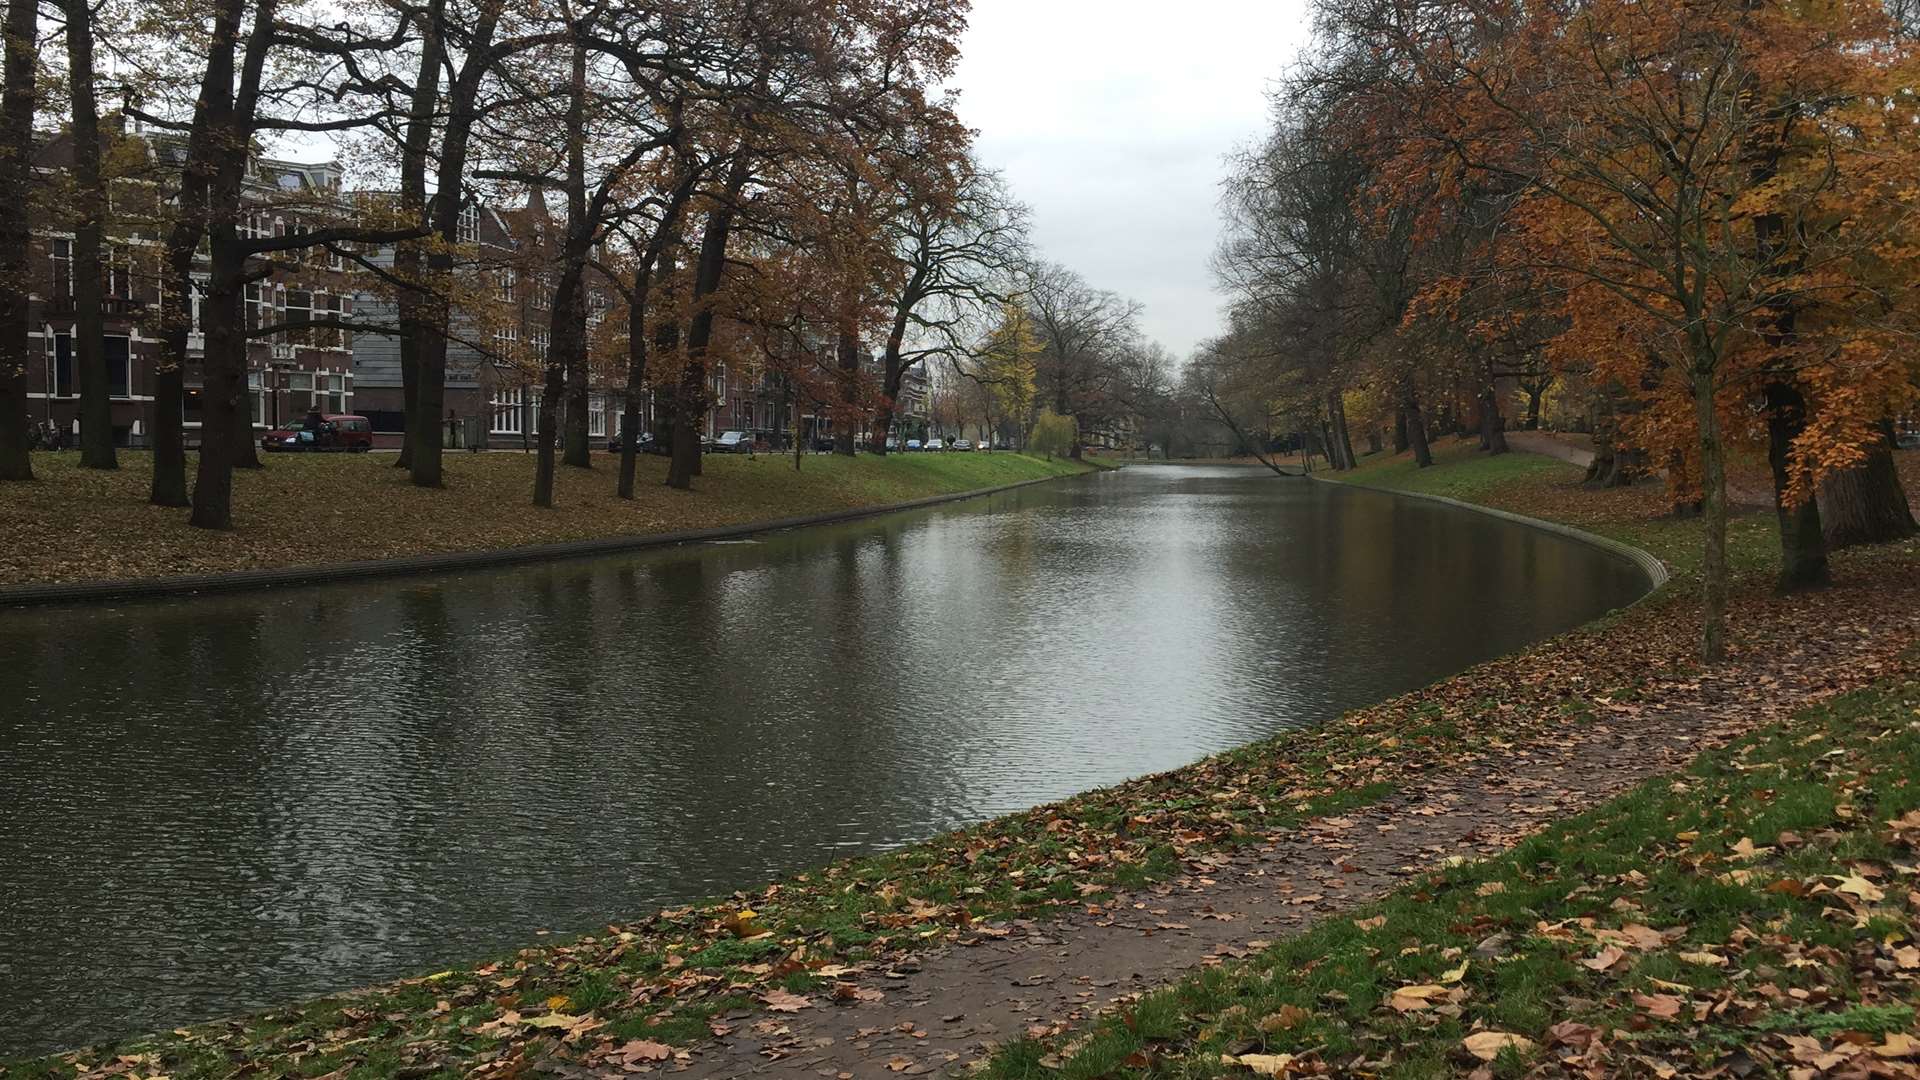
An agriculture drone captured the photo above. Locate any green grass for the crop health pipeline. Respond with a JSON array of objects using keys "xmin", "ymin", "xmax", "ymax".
[
  {"xmin": 980, "ymin": 676, "xmax": 1920, "ymax": 1080},
  {"xmin": 1342, "ymin": 441, "xmax": 1581, "ymax": 500}
]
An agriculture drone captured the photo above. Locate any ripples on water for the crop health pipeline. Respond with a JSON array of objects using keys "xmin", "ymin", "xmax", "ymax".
[{"xmin": 0, "ymin": 466, "xmax": 1648, "ymax": 1053}]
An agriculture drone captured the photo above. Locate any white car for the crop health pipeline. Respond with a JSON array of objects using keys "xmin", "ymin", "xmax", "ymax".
[{"xmin": 952, "ymin": 439, "xmax": 974, "ymax": 451}]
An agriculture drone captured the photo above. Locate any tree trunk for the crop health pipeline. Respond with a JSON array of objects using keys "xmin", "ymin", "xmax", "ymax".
[
  {"xmin": 536, "ymin": 261, "xmax": 587, "ymax": 504},
  {"xmin": 668, "ymin": 154, "xmax": 750, "ymax": 490},
  {"xmin": 190, "ymin": 231, "xmax": 246, "ymax": 529},
  {"xmin": 533, "ymin": 366, "xmax": 561, "ymax": 507},
  {"xmin": 188, "ymin": 0, "xmax": 272, "ymax": 528},
  {"xmin": 391, "ymin": 0, "xmax": 442, "ymax": 474},
  {"xmin": 1689, "ymin": 357, "xmax": 1728, "ymax": 663},
  {"xmin": 149, "ymin": 0, "xmax": 237, "ymax": 507},
  {"xmin": 1763, "ymin": 381, "xmax": 1829, "ymax": 591},
  {"xmin": 66, "ymin": 0, "xmax": 114, "ymax": 469},
  {"xmin": 1404, "ymin": 390, "xmax": 1432, "ymax": 467},
  {"xmin": 1325, "ymin": 389, "xmax": 1355, "ymax": 469},
  {"xmin": 1478, "ymin": 386, "xmax": 1509, "ymax": 455},
  {"xmin": 559, "ymin": 40, "xmax": 594, "ymax": 470},
  {"xmin": 833, "ymin": 327, "xmax": 859, "ymax": 456},
  {"xmin": 411, "ymin": 8, "xmax": 500, "ymax": 489},
  {"xmin": 617, "ymin": 271, "xmax": 650, "ymax": 500},
  {"xmin": 0, "ymin": 0, "xmax": 35, "ymax": 481},
  {"xmin": 1818, "ymin": 421, "xmax": 1917, "ymax": 550},
  {"xmin": 1392, "ymin": 408, "xmax": 1408, "ymax": 454}
]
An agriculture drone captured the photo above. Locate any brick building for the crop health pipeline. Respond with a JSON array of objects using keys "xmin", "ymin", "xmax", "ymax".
[{"xmin": 25, "ymin": 124, "xmax": 361, "ymax": 447}]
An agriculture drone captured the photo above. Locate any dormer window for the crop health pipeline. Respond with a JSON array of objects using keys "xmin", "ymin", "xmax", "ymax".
[{"xmin": 458, "ymin": 204, "xmax": 479, "ymax": 244}]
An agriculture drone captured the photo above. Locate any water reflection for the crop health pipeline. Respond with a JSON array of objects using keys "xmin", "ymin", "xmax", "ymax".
[{"xmin": 0, "ymin": 466, "xmax": 1646, "ymax": 1053}]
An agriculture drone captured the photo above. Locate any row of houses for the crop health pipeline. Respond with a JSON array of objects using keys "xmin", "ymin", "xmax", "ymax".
[{"xmin": 23, "ymin": 123, "xmax": 930, "ymax": 453}]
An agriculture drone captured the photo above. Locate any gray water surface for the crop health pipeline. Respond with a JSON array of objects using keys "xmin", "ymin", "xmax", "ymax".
[{"xmin": 0, "ymin": 465, "xmax": 1647, "ymax": 1054}]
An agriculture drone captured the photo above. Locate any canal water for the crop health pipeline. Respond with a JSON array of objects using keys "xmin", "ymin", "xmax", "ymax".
[{"xmin": 0, "ymin": 465, "xmax": 1647, "ymax": 1054}]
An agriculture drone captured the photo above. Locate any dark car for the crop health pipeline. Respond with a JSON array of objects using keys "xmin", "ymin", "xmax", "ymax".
[
  {"xmin": 262, "ymin": 414, "xmax": 374, "ymax": 452},
  {"xmin": 713, "ymin": 430, "xmax": 756, "ymax": 453},
  {"xmin": 609, "ymin": 430, "xmax": 668, "ymax": 456}
]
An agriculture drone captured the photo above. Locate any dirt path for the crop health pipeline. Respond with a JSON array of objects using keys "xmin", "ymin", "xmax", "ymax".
[
  {"xmin": 1505, "ymin": 431, "xmax": 1776, "ymax": 507},
  {"xmin": 644, "ymin": 662, "xmax": 1854, "ymax": 1079},
  {"xmin": 1507, "ymin": 430, "xmax": 1595, "ymax": 469}
]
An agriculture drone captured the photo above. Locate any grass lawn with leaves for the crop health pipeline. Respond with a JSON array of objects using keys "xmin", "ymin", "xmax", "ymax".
[{"xmin": 0, "ymin": 449, "xmax": 1094, "ymax": 588}]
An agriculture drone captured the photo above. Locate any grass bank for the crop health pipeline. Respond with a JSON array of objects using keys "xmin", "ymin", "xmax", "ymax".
[
  {"xmin": 983, "ymin": 675, "xmax": 1920, "ymax": 1080},
  {"xmin": 0, "ymin": 449, "xmax": 1093, "ymax": 589},
  {"xmin": 8, "ymin": 441, "xmax": 1917, "ymax": 1079}
]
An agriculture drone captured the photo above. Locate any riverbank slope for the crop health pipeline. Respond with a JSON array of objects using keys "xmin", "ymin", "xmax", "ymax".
[{"xmin": 0, "ymin": 450, "xmax": 1096, "ymax": 589}]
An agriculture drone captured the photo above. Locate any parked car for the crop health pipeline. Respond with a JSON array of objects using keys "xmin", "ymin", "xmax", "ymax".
[
  {"xmin": 262, "ymin": 414, "xmax": 374, "ymax": 452},
  {"xmin": 885, "ymin": 436, "xmax": 899, "ymax": 451},
  {"xmin": 712, "ymin": 430, "xmax": 756, "ymax": 453},
  {"xmin": 952, "ymin": 439, "xmax": 974, "ymax": 451},
  {"xmin": 905, "ymin": 438, "xmax": 922, "ymax": 451},
  {"xmin": 1898, "ymin": 430, "xmax": 1920, "ymax": 451},
  {"xmin": 608, "ymin": 430, "xmax": 667, "ymax": 456},
  {"xmin": 924, "ymin": 437, "xmax": 945, "ymax": 451}
]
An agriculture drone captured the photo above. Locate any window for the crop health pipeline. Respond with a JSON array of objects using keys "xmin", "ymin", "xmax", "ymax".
[
  {"xmin": 319, "ymin": 294, "xmax": 351, "ymax": 349},
  {"xmin": 283, "ymin": 289, "xmax": 312, "ymax": 345},
  {"xmin": 493, "ymin": 324, "xmax": 517, "ymax": 361},
  {"xmin": 458, "ymin": 204, "xmax": 479, "ymax": 244},
  {"xmin": 588, "ymin": 395, "xmax": 606, "ymax": 437},
  {"xmin": 244, "ymin": 284, "xmax": 265, "ymax": 332},
  {"xmin": 496, "ymin": 267, "xmax": 516, "ymax": 302},
  {"xmin": 240, "ymin": 211, "xmax": 270, "ymax": 240},
  {"xmin": 491, "ymin": 384, "xmax": 524, "ymax": 435},
  {"xmin": 286, "ymin": 371, "xmax": 313, "ymax": 395},
  {"xmin": 713, "ymin": 362, "xmax": 725, "ymax": 401},
  {"xmin": 106, "ymin": 336, "xmax": 129, "ymax": 398},
  {"xmin": 530, "ymin": 328, "xmax": 549, "ymax": 361},
  {"xmin": 190, "ymin": 275, "xmax": 208, "ymax": 332},
  {"xmin": 248, "ymin": 370, "xmax": 265, "ymax": 426},
  {"xmin": 51, "ymin": 239, "xmax": 72, "ymax": 298},
  {"xmin": 46, "ymin": 331, "xmax": 73, "ymax": 396},
  {"xmin": 105, "ymin": 247, "xmax": 133, "ymax": 300},
  {"xmin": 323, "ymin": 373, "xmax": 347, "ymax": 413},
  {"xmin": 532, "ymin": 274, "xmax": 552, "ymax": 311}
]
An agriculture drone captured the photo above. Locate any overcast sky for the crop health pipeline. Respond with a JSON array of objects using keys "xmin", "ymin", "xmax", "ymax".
[{"xmin": 953, "ymin": 1, "xmax": 1314, "ymax": 360}]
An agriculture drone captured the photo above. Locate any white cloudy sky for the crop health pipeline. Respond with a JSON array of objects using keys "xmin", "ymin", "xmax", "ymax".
[{"xmin": 953, "ymin": 1, "xmax": 1314, "ymax": 360}]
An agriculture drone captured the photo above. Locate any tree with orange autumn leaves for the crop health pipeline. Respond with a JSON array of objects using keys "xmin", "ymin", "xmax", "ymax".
[{"xmin": 1261, "ymin": 0, "xmax": 1920, "ymax": 661}]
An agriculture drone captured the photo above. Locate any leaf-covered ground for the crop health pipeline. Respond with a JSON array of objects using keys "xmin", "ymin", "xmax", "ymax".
[
  {"xmin": 0, "ymin": 450, "xmax": 1094, "ymax": 588},
  {"xmin": 7, "ymin": 441, "xmax": 1918, "ymax": 1080}
]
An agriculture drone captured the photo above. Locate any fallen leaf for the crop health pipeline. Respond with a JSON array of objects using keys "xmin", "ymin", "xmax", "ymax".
[
  {"xmin": 1834, "ymin": 874, "xmax": 1887, "ymax": 902},
  {"xmin": 1222, "ymin": 1052, "xmax": 1299, "ymax": 1075},
  {"xmin": 1875, "ymin": 1033, "xmax": 1920, "ymax": 1059},
  {"xmin": 1580, "ymin": 946, "xmax": 1625, "ymax": 972},
  {"xmin": 1462, "ymin": 1031, "xmax": 1537, "ymax": 1062},
  {"xmin": 762, "ymin": 989, "xmax": 814, "ymax": 1012},
  {"xmin": 1633, "ymin": 993, "xmax": 1683, "ymax": 1020},
  {"xmin": 1389, "ymin": 984, "xmax": 1452, "ymax": 1012},
  {"xmin": 618, "ymin": 1040, "xmax": 672, "ymax": 1063}
]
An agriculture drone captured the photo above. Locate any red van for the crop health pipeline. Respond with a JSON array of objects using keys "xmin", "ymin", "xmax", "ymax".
[{"xmin": 262, "ymin": 414, "xmax": 375, "ymax": 452}]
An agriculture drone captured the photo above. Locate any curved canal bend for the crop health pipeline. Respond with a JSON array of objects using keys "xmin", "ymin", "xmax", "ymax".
[{"xmin": 0, "ymin": 464, "xmax": 1649, "ymax": 1054}]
